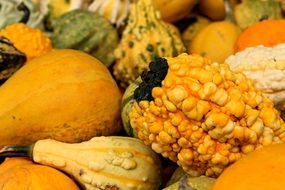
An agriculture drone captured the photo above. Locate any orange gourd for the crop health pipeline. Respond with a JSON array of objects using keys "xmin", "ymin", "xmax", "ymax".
[
  {"xmin": 235, "ymin": 19, "xmax": 285, "ymax": 52},
  {"xmin": 0, "ymin": 157, "xmax": 79, "ymax": 190},
  {"xmin": 211, "ymin": 143, "xmax": 285, "ymax": 190}
]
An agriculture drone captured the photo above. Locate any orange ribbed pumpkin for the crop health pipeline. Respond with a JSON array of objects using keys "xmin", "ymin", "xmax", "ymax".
[
  {"xmin": 211, "ymin": 144, "xmax": 285, "ymax": 190},
  {"xmin": 0, "ymin": 157, "xmax": 79, "ymax": 190},
  {"xmin": 235, "ymin": 19, "xmax": 285, "ymax": 52}
]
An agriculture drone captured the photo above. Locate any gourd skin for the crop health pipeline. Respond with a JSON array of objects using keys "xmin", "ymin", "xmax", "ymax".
[
  {"xmin": 0, "ymin": 23, "xmax": 52, "ymax": 60},
  {"xmin": 52, "ymin": 9, "xmax": 119, "ymax": 67},
  {"xmin": 0, "ymin": 49, "xmax": 122, "ymax": 148},
  {"xmin": 31, "ymin": 137, "xmax": 162, "ymax": 190},
  {"xmin": 129, "ymin": 53, "xmax": 285, "ymax": 177},
  {"xmin": 234, "ymin": 19, "xmax": 285, "ymax": 52},
  {"xmin": 211, "ymin": 143, "xmax": 285, "ymax": 190},
  {"xmin": 234, "ymin": 0, "xmax": 282, "ymax": 29},
  {"xmin": 226, "ymin": 44, "xmax": 285, "ymax": 114},
  {"xmin": 113, "ymin": 0, "xmax": 185, "ymax": 88},
  {"xmin": 0, "ymin": 37, "xmax": 26, "ymax": 83},
  {"xmin": 0, "ymin": 157, "xmax": 80, "ymax": 190}
]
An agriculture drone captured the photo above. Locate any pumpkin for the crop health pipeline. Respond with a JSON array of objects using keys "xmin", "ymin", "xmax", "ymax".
[
  {"xmin": 0, "ymin": 0, "xmax": 45, "ymax": 30},
  {"xmin": 153, "ymin": 0, "xmax": 197, "ymax": 23},
  {"xmin": 113, "ymin": 0, "xmax": 185, "ymax": 88},
  {"xmin": 51, "ymin": 9, "xmax": 119, "ymax": 67},
  {"xmin": 128, "ymin": 53, "xmax": 285, "ymax": 177},
  {"xmin": 234, "ymin": 19, "xmax": 285, "ymax": 52},
  {"xmin": 188, "ymin": 21, "xmax": 241, "ymax": 63},
  {"xmin": 211, "ymin": 143, "xmax": 285, "ymax": 190},
  {"xmin": 0, "ymin": 157, "xmax": 80, "ymax": 190},
  {"xmin": 234, "ymin": 0, "xmax": 282, "ymax": 29},
  {"xmin": 0, "ymin": 49, "xmax": 122, "ymax": 148},
  {"xmin": 0, "ymin": 37, "xmax": 26, "ymax": 83},
  {"xmin": 0, "ymin": 136, "xmax": 163, "ymax": 190}
]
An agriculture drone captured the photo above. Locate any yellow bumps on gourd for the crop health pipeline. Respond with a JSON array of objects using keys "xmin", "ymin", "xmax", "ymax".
[
  {"xmin": 129, "ymin": 53, "xmax": 285, "ymax": 177},
  {"xmin": 0, "ymin": 23, "xmax": 53, "ymax": 60}
]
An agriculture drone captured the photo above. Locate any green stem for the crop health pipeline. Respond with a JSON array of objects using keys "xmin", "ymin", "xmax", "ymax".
[{"xmin": 0, "ymin": 145, "xmax": 33, "ymax": 159}]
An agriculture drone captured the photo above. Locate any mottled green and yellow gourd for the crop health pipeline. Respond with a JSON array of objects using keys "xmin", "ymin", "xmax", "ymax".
[{"xmin": 113, "ymin": 0, "xmax": 185, "ymax": 88}]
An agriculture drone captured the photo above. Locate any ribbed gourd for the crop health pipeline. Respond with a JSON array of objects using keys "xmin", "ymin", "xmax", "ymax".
[
  {"xmin": 0, "ymin": 37, "xmax": 26, "ymax": 83},
  {"xmin": 113, "ymin": 0, "xmax": 185, "ymax": 88},
  {"xmin": 0, "ymin": 136, "xmax": 162, "ymax": 190},
  {"xmin": 128, "ymin": 53, "xmax": 285, "ymax": 177},
  {"xmin": 52, "ymin": 9, "xmax": 119, "ymax": 67}
]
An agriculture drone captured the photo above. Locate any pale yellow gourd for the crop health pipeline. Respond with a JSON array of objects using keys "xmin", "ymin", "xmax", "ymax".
[{"xmin": 0, "ymin": 136, "xmax": 163, "ymax": 190}]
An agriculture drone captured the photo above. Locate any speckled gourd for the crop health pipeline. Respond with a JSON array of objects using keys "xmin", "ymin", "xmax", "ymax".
[
  {"xmin": 0, "ymin": 136, "xmax": 162, "ymax": 190},
  {"xmin": 113, "ymin": 0, "xmax": 185, "ymax": 88}
]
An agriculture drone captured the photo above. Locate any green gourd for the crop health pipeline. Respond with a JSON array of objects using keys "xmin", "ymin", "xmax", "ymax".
[
  {"xmin": 113, "ymin": 0, "xmax": 185, "ymax": 88},
  {"xmin": 0, "ymin": 136, "xmax": 162, "ymax": 190},
  {"xmin": 0, "ymin": 36, "xmax": 26, "ymax": 84},
  {"xmin": 51, "ymin": 9, "xmax": 119, "ymax": 67}
]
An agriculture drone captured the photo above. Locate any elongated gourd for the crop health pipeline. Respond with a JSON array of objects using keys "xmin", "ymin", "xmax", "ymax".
[
  {"xmin": 0, "ymin": 136, "xmax": 162, "ymax": 190},
  {"xmin": 0, "ymin": 49, "xmax": 122, "ymax": 148}
]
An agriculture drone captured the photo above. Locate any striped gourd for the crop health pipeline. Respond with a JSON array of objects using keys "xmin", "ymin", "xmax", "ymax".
[
  {"xmin": 113, "ymin": 0, "xmax": 185, "ymax": 88},
  {"xmin": 0, "ymin": 136, "xmax": 162, "ymax": 190}
]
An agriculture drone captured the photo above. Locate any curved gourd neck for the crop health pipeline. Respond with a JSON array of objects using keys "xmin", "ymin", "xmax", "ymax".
[{"xmin": 0, "ymin": 145, "xmax": 33, "ymax": 159}]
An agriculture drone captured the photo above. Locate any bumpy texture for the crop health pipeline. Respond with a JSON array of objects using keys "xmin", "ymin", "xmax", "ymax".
[
  {"xmin": 0, "ymin": 23, "xmax": 52, "ymax": 60},
  {"xmin": 129, "ymin": 53, "xmax": 285, "ymax": 177},
  {"xmin": 226, "ymin": 44, "xmax": 285, "ymax": 112},
  {"xmin": 113, "ymin": 0, "xmax": 185, "ymax": 88}
]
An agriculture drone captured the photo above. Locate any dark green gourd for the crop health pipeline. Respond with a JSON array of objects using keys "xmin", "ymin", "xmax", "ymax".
[
  {"xmin": 0, "ymin": 37, "xmax": 26, "ymax": 84},
  {"xmin": 51, "ymin": 9, "xmax": 119, "ymax": 67}
]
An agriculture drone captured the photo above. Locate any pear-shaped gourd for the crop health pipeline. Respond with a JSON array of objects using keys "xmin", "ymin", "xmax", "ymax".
[
  {"xmin": 113, "ymin": 0, "xmax": 185, "ymax": 88},
  {"xmin": 0, "ymin": 136, "xmax": 162, "ymax": 190}
]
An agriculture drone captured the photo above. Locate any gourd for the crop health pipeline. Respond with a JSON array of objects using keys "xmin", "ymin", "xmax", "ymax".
[
  {"xmin": 113, "ymin": 0, "xmax": 185, "ymax": 88},
  {"xmin": 88, "ymin": 0, "xmax": 131, "ymax": 27},
  {"xmin": 0, "ymin": 136, "xmax": 163, "ymax": 190},
  {"xmin": 163, "ymin": 175, "xmax": 215, "ymax": 190},
  {"xmin": 0, "ymin": 157, "xmax": 80, "ymax": 190},
  {"xmin": 0, "ymin": 36, "xmax": 26, "ymax": 83},
  {"xmin": 52, "ymin": 9, "xmax": 119, "ymax": 67},
  {"xmin": 181, "ymin": 15, "xmax": 210, "ymax": 48},
  {"xmin": 128, "ymin": 53, "xmax": 285, "ymax": 177},
  {"xmin": 234, "ymin": 0, "xmax": 282, "ymax": 29},
  {"xmin": 0, "ymin": 0, "xmax": 45, "ymax": 30},
  {"xmin": 188, "ymin": 21, "xmax": 241, "ymax": 63},
  {"xmin": 0, "ymin": 49, "xmax": 122, "ymax": 148},
  {"xmin": 225, "ymin": 44, "xmax": 285, "ymax": 117},
  {"xmin": 153, "ymin": 0, "xmax": 197, "ymax": 23},
  {"xmin": 211, "ymin": 143, "xmax": 285, "ymax": 190},
  {"xmin": 0, "ymin": 2, "xmax": 52, "ymax": 61},
  {"xmin": 234, "ymin": 19, "xmax": 285, "ymax": 52}
]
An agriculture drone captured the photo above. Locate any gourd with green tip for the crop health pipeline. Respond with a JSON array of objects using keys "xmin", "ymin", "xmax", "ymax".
[
  {"xmin": 113, "ymin": 0, "xmax": 185, "ymax": 88},
  {"xmin": 0, "ymin": 136, "xmax": 162, "ymax": 190},
  {"xmin": 0, "ymin": 36, "xmax": 26, "ymax": 84},
  {"xmin": 234, "ymin": 0, "xmax": 282, "ymax": 29},
  {"xmin": 51, "ymin": 9, "xmax": 119, "ymax": 67}
]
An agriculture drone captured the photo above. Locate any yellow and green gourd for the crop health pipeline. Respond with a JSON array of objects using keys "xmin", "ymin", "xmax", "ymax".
[
  {"xmin": 51, "ymin": 9, "xmax": 119, "ymax": 67},
  {"xmin": 113, "ymin": 0, "xmax": 185, "ymax": 88}
]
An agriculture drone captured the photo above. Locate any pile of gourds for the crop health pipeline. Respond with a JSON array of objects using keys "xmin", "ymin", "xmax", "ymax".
[{"xmin": 1, "ymin": 0, "xmax": 285, "ymax": 189}]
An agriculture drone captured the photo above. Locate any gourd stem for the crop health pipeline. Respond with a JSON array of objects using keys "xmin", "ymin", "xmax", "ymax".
[
  {"xmin": 0, "ymin": 145, "xmax": 33, "ymax": 159},
  {"xmin": 17, "ymin": 2, "xmax": 30, "ymax": 24}
]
